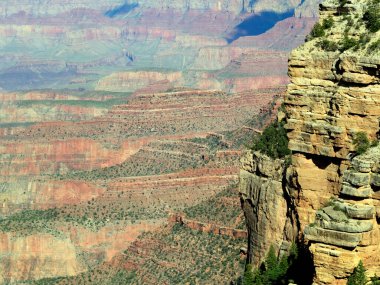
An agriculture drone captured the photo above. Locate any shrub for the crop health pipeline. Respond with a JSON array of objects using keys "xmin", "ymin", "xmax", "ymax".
[
  {"xmin": 251, "ymin": 120, "xmax": 290, "ymax": 159},
  {"xmin": 363, "ymin": 0, "xmax": 380, "ymax": 33},
  {"xmin": 370, "ymin": 275, "xmax": 380, "ymax": 285},
  {"xmin": 340, "ymin": 36, "xmax": 359, "ymax": 51},
  {"xmin": 322, "ymin": 17, "xmax": 334, "ymax": 29},
  {"xmin": 243, "ymin": 264, "xmax": 255, "ymax": 285},
  {"xmin": 318, "ymin": 39, "xmax": 339, "ymax": 51},
  {"xmin": 339, "ymin": 0, "xmax": 348, "ymax": 7},
  {"xmin": 367, "ymin": 39, "xmax": 380, "ymax": 54},
  {"xmin": 353, "ymin": 132, "xmax": 370, "ymax": 155},
  {"xmin": 309, "ymin": 23, "xmax": 325, "ymax": 38}
]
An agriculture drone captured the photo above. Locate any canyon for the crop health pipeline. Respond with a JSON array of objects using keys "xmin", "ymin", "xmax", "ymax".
[{"xmin": 0, "ymin": 0, "xmax": 326, "ymax": 283}]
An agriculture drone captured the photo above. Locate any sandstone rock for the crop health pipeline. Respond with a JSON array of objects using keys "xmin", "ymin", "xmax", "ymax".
[
  {"xmin": 343, "ymin": 171, "xmax": 371, "ymax": 187},
  {"xmin": 241, "ymin": 0, "xmax": 380, "ymax": 283},
  {"xmin": 341, "ymin": 183, "xmax": 372, "ymax": 198},
  {"xmin": 345, "ymin": 204, "xmax": 375, "ymax": 220},
  {"xmin": 239, "ymin": 152, "xmax": 296, "ymax": 266},
  {"xmin": 304, "ymin": 226, "xmax": 362, "ymax": 248},
  {"xmin": 0, "ymin": 233, "xmax": 85, "ymax": 282}
]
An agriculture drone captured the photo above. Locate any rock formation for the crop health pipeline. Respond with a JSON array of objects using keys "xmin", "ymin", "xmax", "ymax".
[{"xmin": 239, "ymin": 0, "xmax": 380, "ymax": 283}]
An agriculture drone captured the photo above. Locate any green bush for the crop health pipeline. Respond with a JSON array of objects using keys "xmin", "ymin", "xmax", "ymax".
[
  {"xmin": 353, "ymin": 132, "xmax": 370, "ymax": 155},
  {"xmin": 308, "ymin": 17, "xmax": 334, "ymax": 41},
  {"xmin": 370, "ymin": 275, "xmax": 380, "ymax": 285},
  {"xmin": 339, "ymin": 0, "xmax": 348, "ymax": 7},
  {"xmin": 309, "ymin": 23, "xmax": 325, "ymax": 38},
  {"xmin": 322, "ymin": 17, "xmax": 334, "ymax": 29},
  {"xmin": 243, "ymin": 264, "xmax": 255, "ymax": 285},
  {"xmin": 363, "ymin": 0, "xmax": 380, "ymax": 33},
  {"xmin": 318, "ymin": 39, "xmax": 339, "ymax": 51},
  {"xmin": 251, "ymin": 120, "xmax": 290, "ymax": 159},
  {"xmin": 340, "ymin": 36, "xmax": 359, "ymax": 51},
  {"xmin": 367, "ymin": 39, "xmax": 380, "ymax": 54}
]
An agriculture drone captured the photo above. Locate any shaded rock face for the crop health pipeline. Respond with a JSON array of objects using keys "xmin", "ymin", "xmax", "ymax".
[
  {"xmin": 239, "ymin": 151, "xmax": 298, "ymax": 266},
  {"xmin": 239, "ymin": 0, "xmax": 380, "ymax": 283}
]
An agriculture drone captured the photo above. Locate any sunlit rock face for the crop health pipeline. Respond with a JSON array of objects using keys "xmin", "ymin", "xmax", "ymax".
[
  {"xmin": 240, "ymin": 0, "xmax": 380, "ymax": 284},
  {"xmin": 0, "ymin": 0, "xmax": 323, "ymax": 283}
]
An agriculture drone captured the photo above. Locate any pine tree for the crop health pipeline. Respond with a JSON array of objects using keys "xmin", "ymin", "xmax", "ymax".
[
  {"xmin": 347, "ymin": 260, "xmax": 367, "ymax": 285},
  {"xmin": 265, "ymin": 245, "xmax": 282, "ymax": 283},
  {"xmin": 243, "ymin": 264, "xmax": 255, "ymax": 285}
]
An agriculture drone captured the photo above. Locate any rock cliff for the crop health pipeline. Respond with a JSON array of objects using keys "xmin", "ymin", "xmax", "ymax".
[{"xmin": 239, "ymin": 0, "xmax": 380, "ymax": 283}]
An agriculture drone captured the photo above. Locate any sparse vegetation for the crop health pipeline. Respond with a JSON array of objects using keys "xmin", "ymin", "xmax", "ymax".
[
  {"xmin": 367, "ymin": 39, "xmax": 380, "ymax": 54},
  {"xmin": 322, "ymin": 17, "xmax": 335, "ymax": 29},
  {"xmin": 353, "ymin": 132, "xmax": 370, "ymax": 155},
  {"xmin": 184, "ymin": 184, "xmax": 245, "ymax": 229},
  {"xmin": 43, "ymin": 225, "xmax": 245, "ymax": 285},
  {"xmin": 250, "ymin": 120, "xmax": 290, "ymax": 159},
  {"xmin": 309, "ymin": 23, "xmax": 325, "ymax": 39},
  {"xmin": 57, "ymin": 143, "xmax": 208, "ymax": 181},
  {"xmin": 318, "ymin": 39, "xmax": 339, "ymax": 51},
  {"xmin": 339, "ymin": 36, "xmax": 359, "ymax": 51},
  {"xmin": 363, "ymin": 0, "xmax": 380, "ymax": 33},
  {"xmin": 308, "ymin": 17, "xmax": 335, "ymax": 41}
]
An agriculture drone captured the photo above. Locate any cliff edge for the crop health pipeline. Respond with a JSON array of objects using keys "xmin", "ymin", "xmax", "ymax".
[{"xmin": 240, "ymin": 0, "xmax": 380, "ymax": 283}]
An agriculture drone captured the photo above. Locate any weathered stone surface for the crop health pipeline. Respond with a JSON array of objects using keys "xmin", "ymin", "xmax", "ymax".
[
  {"xmin": 371, "ymin": 173, "xmax": 380, "ymax": 187},
  {"xmin": 271, "ymin": 0, "xmax": 380, "ymax": 283},
  {"xmin": 304, "ymin": 226, "xmax": 362, "ymax": 248},
  {"xmin": 341, "ymin": 183, "xmax": 372, "ymax": 198},
  {"xmin": 343, "ymin": 171, "xmax": 371, "ymax": 187},
  {"xmin": 239, "ymin": 152, "xmax": 296, "ymax": 267},
  {"xmin": 317, "ymin": 219, "xmax": 373, "ymax": 233},
  {"xmin": 345, "ymin": 204, "xmax": 375, "ymax": 220},
  {"xmin": 0, "ymin": 233, "xmax": 85, "ymax": 282}
]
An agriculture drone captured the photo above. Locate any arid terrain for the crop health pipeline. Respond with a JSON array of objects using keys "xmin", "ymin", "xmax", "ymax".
[{"xmin": 0, "ymin": 0, "xmax": 321, "ymax": 283}]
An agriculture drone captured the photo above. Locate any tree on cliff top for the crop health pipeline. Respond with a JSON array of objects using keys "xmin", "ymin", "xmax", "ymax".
[{"xmin": 250, "ymin": 120, "xmax": 290, "ymax": 159}]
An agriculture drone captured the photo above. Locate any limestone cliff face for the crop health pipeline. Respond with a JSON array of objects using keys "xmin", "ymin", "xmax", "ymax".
[
  {"xmin": 239, "ymin": 151, "xmax": 298, "ymax": 266},
  {"xmin": 240, "ymin": 0, "xmax": 380, "ymax": 283}
]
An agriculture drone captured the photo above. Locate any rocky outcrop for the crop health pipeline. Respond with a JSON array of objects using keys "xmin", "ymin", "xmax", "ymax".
[
  {"xmin": 169, "ymin": 213, "xmax": 248, "ymax": 239},
  {"xmin": 239, "ymin": 0, "xmax": 380, "ymax": 283},
  {"xmin": 0, "ymin": 233, "xmax": 85, "ymax": 283},
  {"xmin": 239, "ymin": 151, "xmax": 298, "ymax": 266},
  {"xmin": 304, "ymin": 147, "xmax": 380, "ymax": 283},
  {"xmin": 285, "ymin": 0, "xmax": 380, "ymax": 282}
]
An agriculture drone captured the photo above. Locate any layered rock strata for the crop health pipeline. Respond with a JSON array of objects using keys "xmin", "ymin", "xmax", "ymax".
[{"xmin": 240, "ymin": 0, "xmax": 380, "ymax": 283}]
